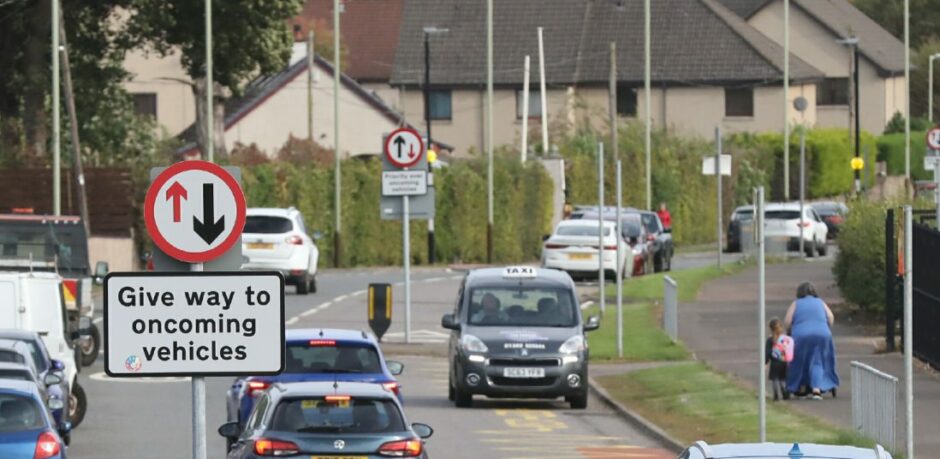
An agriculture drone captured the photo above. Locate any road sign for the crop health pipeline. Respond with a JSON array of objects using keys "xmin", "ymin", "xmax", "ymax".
[
  {"xmin": 104, "ymin": 271, "xmax": 284, "ymax": 377},
  {"xmin": 368, "ymin": 283, "xmax": 392, "ymax": 341},
  {"xmin": 384, "ymin": 128, "xmax": 425, "ymax": 169},
  {"xmin": 927, "ymin": 126, "xmax": 940, "ymax": 151},
  {"xmin": 702, "ymin": 155, "xmax": 732, "ymax": 176},
  {"xmin": 382, "ymin": 171, "xmax": 428, "ymax": 196},
  {"xmin": 145, "ymin": 161, "xmax": 246, "ymax": 263}
]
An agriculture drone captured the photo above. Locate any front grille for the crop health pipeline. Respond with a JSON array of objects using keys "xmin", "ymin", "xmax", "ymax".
[
  {"xmin": 490, "ymin": 376, "xmax": 557, "ymax": 387},
  {"xmin": 488, "ymin": 358, "xmax": 561, "ymax": 367}
]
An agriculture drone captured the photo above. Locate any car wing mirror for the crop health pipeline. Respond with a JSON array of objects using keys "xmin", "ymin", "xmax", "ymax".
[
  {"xmin": 44, "ymin": 372, "xmax": 63, "ymax": 386},
  {"xmin": 312, "ymin": 231, "xmax": 324, "ymax": 241},
  {"xmin": 385, "ymin": 360, "xmax": 404, "ymax": 376},
  {"xmin": 93, "ymin": 261, "xmax": 109, "ymax": 284},
  {"xmin": 50, "ymin": 359, "xmax": 66, "ymax": 372},
  {"xmin": 441, "ymin": 313, "xmax": 458, "ymax": 330},
  {"xmin": 541, "ymin": 234, "xmax": 550, "ymax": 242},
  {"xmin": 583, "ymin": 315, "xmax": 601, "ymax": 332},
  {"xmin": 411, "ymin": 422, "xmax": 434, "ymax": 439},
  {"xmin": 47, "ymin": 397, "xmax": 65, "ymax": 411},
  {"xmin": 663, "ymin": 228, "xmax": 672, "ymax": 233},
  {"xmin": 218, "ymin": 421, "xmax": 241, "ymax": 439}
]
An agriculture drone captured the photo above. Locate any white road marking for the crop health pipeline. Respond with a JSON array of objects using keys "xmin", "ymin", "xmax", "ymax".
[
  {"xmin": 351, "ymin": 290, "xmax": 366, "ymax": 296},
  {"xmin": 285, "ymin": 317, "xmax": 299, "ymax": 325},
  {"xmin": 383, "ymin": 329, "xmax": 450, "ymax": 344},
  {"xmin": 335, "ymin": 294, "xmax": 348, "ymax": 302}
]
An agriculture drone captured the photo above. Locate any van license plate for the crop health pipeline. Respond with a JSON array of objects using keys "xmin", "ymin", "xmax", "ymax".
[{"xmin": 503, "ymin": 367, "xmax": 545, "ymax": 378}]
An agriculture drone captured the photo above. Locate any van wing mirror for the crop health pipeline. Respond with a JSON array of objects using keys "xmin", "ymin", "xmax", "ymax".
[
  {"xmin": 583, "ymin": 315, "xmax": 601, "ymax": 332},
  {"xmin": 218, "ymin": 421, "xmax": 241, "ymax": 439},
  {"xmin": 441, "ymin": 313, "xmax": 458, "ymax": 330}
]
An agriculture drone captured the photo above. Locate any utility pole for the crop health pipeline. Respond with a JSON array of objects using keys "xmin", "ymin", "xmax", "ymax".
[
  {"xmin": 715, "ymin": 126, "xmax": 722, "ymax": 269},
  {"xmin": 930, "ymin": 53, "xmax": 940, "ymax": 123},
  {"xmin": 486, "ymin": 0, "xmax": 494, "ymax": 264},
  {"xmin": 205, "ymin": 0, "xmax": 213, "ymax": 163},
  {"xmin": 423, "ymin": 27, "xmax": 447, "ymax": 265},
  {"xmin": 333, "ymin": 0, "xmax": 342, "ymax": 267},
  {"xmin": 52, "ymin": 0, "xmax": 60, "ymax": 215},
  {"xmin": 58, "ymin": 10, "xmax": 90, "ymax": 237},
  {"xmin": 904, "ymin": 0, "xmax": 911, "ymax": 182},
  {"xmin": 538, "ymin": 27, "xmax": 548, "ymax": 154},
  {"xmin": 854, "ymin": 43, "xmax": 861, "ymax": 194},
  {"xmin": 783, "ymin": 0, "xmax": 790, "ymax": 201},
  {"xmin": 644, "ymin": 0, "xmax": 651, "ymax": 210},
  {"xmin": 522, "ymin": 55, "xmax": 530, "ymax": 162},
  {"xmin": 307, "ymin": 29, "xmax": 314, "ymax": 141},
  {"xmin": 609, "ymin": 42, "xmax": 618, "ymax": 163}
]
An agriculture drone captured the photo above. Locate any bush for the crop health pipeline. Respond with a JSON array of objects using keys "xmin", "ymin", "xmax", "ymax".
[
  {"xmin": 833, "ymin": 199, "xmax": 889, "ymax": 312},
  {"xmin": 877, "ymin": 131, "xmax": 929, "ymax": 180}
]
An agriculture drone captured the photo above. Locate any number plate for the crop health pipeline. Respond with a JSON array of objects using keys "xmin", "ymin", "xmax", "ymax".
[
  {"xmin": 246, "ymin": 242, "xmax": 274, "ymax": 250},
  {"xmin": 503, "ymin": 367, "xmax": 545, "ymax": 378},
  {"xmin": 568, "ymin": 253, "xmax": 591, "ymax": 260}
]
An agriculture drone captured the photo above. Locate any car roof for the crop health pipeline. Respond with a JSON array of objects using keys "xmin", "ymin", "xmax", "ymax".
[
  {"xmin": 578, "ymin": 212, "xmax": 643, "ymax": 222},
  {"xmin": 465, "ymin": 266, "xmax": 573, "ymax": 289},
  {"xmin": 246, "ymin": 208, "xmax": 298, "ymax": 218},
  {"xmin": 286, "ymin": 328, "xmax": 377, "ymax": 344},
  {"xmin": 0, "ymin": 341, "xmax": 31, "ymax": 352},
  {"xmin": 764, "ymin": 202, "xmax": 804, "ymax": 211},
  {"xmin": 0, "ymin": 272, "xmax": 62, "ymax": 282},
  {"xmin": 0, "ymin": 329, "xmax": 41, "ymax": 341},
  {"xmin": 273, "ymin": 381, "xmax": 396, "ymax": 399},
  {"xmin": 558, "ymin": 219, "xmax": 616, "ymax": 227},
  {"xmin": 0, "ymin": 379, "xmax": 44, "ymax": 397},
  {"xmin": 688, "ymin": 442, "xmax": 890, "ymax": 459},
  {"xmin": 0, "ymin": 362, "xmax": 33, "ymax": 372}
]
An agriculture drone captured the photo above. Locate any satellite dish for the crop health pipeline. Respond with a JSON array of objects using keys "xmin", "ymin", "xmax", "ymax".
[{"xmin": 793, "ymin": 96, "xmax": 808, "ymax": 113}]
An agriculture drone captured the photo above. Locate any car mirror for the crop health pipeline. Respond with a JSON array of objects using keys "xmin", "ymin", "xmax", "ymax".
[
  {"xmin": 385, "ymin": 360, "xmax": 404, "ymax": 376},
  {"xmin": 312, "ymin": 231, "xmax": 324, "ymax": 241},
  {"xmin": 44, "ymin": 372, "xmax": 63, "ymax": 386},
  {"xmin": 583, "ymin": 315, "xmax": 601, "ymax": 332},
  {"xmin": 441, "ymin": 314, "xmax": 458, "ymax": 330},
  {"xmin": 411, "ymin": 422, "xmax": 434, "ymax": 439},
  {"xmin": 663, "ymin": 228, "xmax": 672, "ymax": 233},
  {"xmin": 47, "ymin": 397, "xmax": 65, "ymax": 411},
  {"xmin": 93, "ymin": 261, "xmax": 109, "ymax": 284},
  {"xmin": 218, "ymin": 421, "xmax": 241, "ymax": 439},
  {"xmin": 50, "ymin": 359, "xmax": 65, "ymax": 372},
  {"xmin": 541, "ymin": 234, "xmax": 550, "ymax": 242},
  {"xmin": 59, "ymin": 421, "xmax": 72, "ymax": 435}
]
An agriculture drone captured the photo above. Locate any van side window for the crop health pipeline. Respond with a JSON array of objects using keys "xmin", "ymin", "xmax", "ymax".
[{"xmin": 454, "ymin": 278, "xmax": 466, "ymax": 316}]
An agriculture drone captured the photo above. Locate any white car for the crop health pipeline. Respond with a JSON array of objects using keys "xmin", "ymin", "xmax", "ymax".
[
  {"xmin": 541, "ymin": 219, "xmax": 632, "ymax": 279},
  {"xmin": 241, "ymin": 208, "xmax": 319, "ymax": 294},
  {"xmin": 763, "ymin": 203, "xmax": 829, "ymax": 257}
]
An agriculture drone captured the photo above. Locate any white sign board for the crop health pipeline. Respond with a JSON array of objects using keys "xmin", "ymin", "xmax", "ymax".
[
  {"xmin": 382, "ymin": 171, "xmax": 428, "ymax": 196},
  {"xmin": 702, "ymin": 155, "xmax": 732, "ymax": 176},
  {"xmin": 384, "ymin": 128, "xmax": 425, "ymax": 169},
  {"xmin": 925, "ymin": 155, "xmax": 940, "ymax": 171},
  {"xmin": 927, "ymin": 127, "xmax": 940, "ymax": 151},
  {"xmin": 104, "ymin": 272, "xmax": 284, "ymax": 377}
]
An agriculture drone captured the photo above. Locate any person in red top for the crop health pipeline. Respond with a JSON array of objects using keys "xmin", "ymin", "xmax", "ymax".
[{"xmin": 657, "ymin": 202, "xmax": 672, "ymax": 230}]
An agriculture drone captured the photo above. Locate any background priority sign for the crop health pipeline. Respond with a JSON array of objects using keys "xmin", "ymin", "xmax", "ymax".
[
  {"xmin": 145, "ymin": 161, "xmax": 246, "ymax": 263},
  {"xmin": 104, "ymin": 272, "xmax": 284, "ymax": 377}
]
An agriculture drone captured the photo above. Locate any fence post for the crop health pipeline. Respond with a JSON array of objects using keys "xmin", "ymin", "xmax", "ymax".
[
  {"xmin": 851, "ymin": 361, "xmax": 898, "ymax": 451},
  {"xmin": 886, "ymin": 208, "xmax": 896, "ymax": 352},
  {"xmin": 663, "ymin": 275, "xmax": 677, "ymax": 341}
]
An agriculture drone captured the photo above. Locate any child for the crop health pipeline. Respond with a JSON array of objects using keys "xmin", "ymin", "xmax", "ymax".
[{"xmin": 765, "ymin": 318, "xmax": 793, "ymax": 401}]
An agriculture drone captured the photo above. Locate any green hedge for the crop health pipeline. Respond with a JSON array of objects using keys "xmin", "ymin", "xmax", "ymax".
[
  {"xmin": 877, "ymin": 131, "xmax": 929, "ymax": 180},
  {"xmin": 833, "ymin": 199, "xmax": 889, "ymax": 313}
]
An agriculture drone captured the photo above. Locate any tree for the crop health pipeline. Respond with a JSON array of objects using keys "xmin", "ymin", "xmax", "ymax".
[
  {"xmin": 127, "ymin": 0, "xmax": 304, "ymax": 159},
  {"xmin": 852, "ymin": 0, "xmax": 939, "ymax": 49}
]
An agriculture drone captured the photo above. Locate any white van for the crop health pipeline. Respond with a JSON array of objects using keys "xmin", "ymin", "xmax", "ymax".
[{"xmin": 0, "ymin": 272, "xmax": 84, "ymax": 417}]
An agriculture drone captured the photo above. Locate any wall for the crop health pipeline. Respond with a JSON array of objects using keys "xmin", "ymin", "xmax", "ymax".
[
  {"xmin": 88, "ymin": 237, "xmax": 136, "ymax": 272},
  {"xmin": 122, "ymin": 48, "xmax": 196, "ymax": 137},
  {"xmin": 885, "ymin": 75, "xmax": 907, "ymax": 122}
]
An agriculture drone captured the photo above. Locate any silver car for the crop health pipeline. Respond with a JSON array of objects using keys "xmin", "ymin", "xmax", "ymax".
[{"xmin": 680, "ymin": 441, "xmax": 892, "ymax": 459}]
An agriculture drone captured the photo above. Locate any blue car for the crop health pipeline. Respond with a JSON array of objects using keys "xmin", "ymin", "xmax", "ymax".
[
  {"xmin": 226, "ymin": 329, "xmax": 404, "ymax": 427},
  {"xmin": 0, "ymin": 380, "xmax": 69, "ymax": 459},
  {"xmin": 0, "ymin": 332, "xmax": 78, "ymax": 428},
  {"xmin": 0, "ymin": 339, "xmax": 68, "ymax": 430}
]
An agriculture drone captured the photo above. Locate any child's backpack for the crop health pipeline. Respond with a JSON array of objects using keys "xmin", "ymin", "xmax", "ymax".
[{"xmin": 772, "ymin": 335, "xmax": 794, "ymax": 362}]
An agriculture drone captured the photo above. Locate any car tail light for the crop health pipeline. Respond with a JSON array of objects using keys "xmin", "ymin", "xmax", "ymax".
[
  {"xmin": 827, "ymin": 215, "xmax": 844, "ymax": 224},
  {"xmin": 325, "ymin": 395, "xmax": 352, "ymax": 402},
  {"xmin": 797, "ymin": 221, "xmax": 811, "ymax": 228},
  {"xmin": 647, "ymin": 235, "xmax": 656, "ymax": 241},
  {"xmin": 382, "ymin": 381, "xmax": 401, "ymax": 396},
  {"xmin": 544, "ymin": 243, "xmax": 567, "ymax": 249},
  {"xmin": 602, "ymin": 245, "xmax": 617, "ymax": 250},
  {"xmin": 377, "ymin": 438, "xmax": 423, "ymax": 457},
  {"xmin": 247, "ymin": 380, "xmax": 271, "ymax": 398},
  {"xmin": 33, "ymin": 432, "xmax": 60, "ymax": 459},
  {"xmin": 286, "ymin": 235, "xmax": 303, "ymax": 245},
  {"xmin": 308, "ymin": 339, "xmax": 336, "ymax": 346},
  {"xmin": 254, "ymin": 438, "xmax": 299, "ymax": 456}
]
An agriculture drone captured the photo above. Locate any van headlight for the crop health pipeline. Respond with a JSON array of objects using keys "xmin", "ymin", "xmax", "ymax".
[
  {"xmin": 558, "ymin": 336, "xmax": 586, "ymax": 354},
  {"xmin": 460, "ymin": 335, "xmax": 488, "ymax": 353}
]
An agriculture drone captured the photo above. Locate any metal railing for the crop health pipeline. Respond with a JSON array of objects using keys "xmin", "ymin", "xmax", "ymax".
[
  {"xmin": 663, "ymin": 275, "xmax": 677, "ymax": 341},
  {"xmin": 851, "ymin": 361, "xmax": 898, "ymax": 451}
]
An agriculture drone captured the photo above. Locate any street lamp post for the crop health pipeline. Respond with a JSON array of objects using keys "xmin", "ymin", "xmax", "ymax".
[
  {"xmin": 930, "ymin": 53, "xmax": 940, "ymax": 123},
  {"xmin": 837, "ymin": 36, "xmax": 860, "ymax": 194},
  {"xmin": 423, "ymin": 27, "xmax": 448, "ymax": 265}
]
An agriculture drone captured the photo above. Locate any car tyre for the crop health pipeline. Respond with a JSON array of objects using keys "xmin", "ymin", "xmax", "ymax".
[
  {"xmin": 79, "ymin": 324, "xmax": 100, "ymax": 367},
  {"xmin": 308, "ymin": 276, "xmax": 318, "ymax": 293},
  {"xmin": 805, "ymin": 239, "xmax": 816, "ymax": 258},
  {"xmin": 817, "ymin": 241, "xmax": 828, "ymax": 257},
  {"xmin": 454, "ymin": 384, "xmax": 472, "ymax": 408},
  {"xmin": 653, "ymin": 254, "xmax": 663, "ymax": 273},
  {"xmin": 567, "ymin": 392, "xmax": 588, "ymax": 409},
  {"xmin": 665, "ymin": 251, "xmax": 672, "ymax": 271},
  {"xmin": 447, "ymin": 373, "xmax": 456, "ymax": 401},
  {"xmin": 296, "ymin": 273, "xmax": 309, "ymax": 295},
  {"xmin": 70, "ymin": 382, "xmax": 87, "ymax": 428}
]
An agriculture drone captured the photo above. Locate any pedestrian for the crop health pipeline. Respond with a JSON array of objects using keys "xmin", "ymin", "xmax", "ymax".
[
  {"xmin": 656, "ymin": 202, "xmax": 672, "ymax": 230},
  {"xmin": 766, "ymin": 318, "xmax": 793, "ymax": 401},
  {"xmin": 784, "ymin": 282, "xmax": 839, "ymax": 400}
]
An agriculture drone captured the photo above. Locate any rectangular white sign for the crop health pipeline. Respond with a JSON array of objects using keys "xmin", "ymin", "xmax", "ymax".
[
  {"xmin": 702, "ymin": 154, "xmax": 732, "ymax": 176},
  {"xmin": 104, "ymin": 272, "xmax": 284, "ymax": 377},
  {"xmin": 382, "ymin": 170, "xmax": 428, "ymax": 196}
]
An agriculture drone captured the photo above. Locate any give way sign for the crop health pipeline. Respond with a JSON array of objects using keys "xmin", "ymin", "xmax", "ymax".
[
  {"xmin": 144, "ymin": 161, "xmax": 246, "ymax": 263},
  {"xmin": 384, "ymin": 127, "xmax": 425, "ymax": 169}
]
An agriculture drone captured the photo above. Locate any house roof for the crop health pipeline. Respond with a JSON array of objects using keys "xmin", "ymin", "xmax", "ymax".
[
  {"xmin": 389, "ymin": 0, "xmax": 823, "ymax": 88},
  {"xmin": 293, "ymin": 0, "xmax": 404, "ymax": 82},
  {"xmin": 718, "ymin": 0, "xmax": 906, "ymax": 75}
]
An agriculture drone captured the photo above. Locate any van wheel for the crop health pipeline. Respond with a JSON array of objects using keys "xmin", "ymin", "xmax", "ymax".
[
  {"xmin": 448, "ymin": 373, "xmax": 456, "ymax": 401},
  {"xmin": 567, "ymin": 392, "xmax": 588, "ymax": 409},
  {"xmin": 296, "ymin": 274, "xmax": 309, "ymax": 295},
  {"xmin": 69, "ymin": 382, "xmax": 87, "ymax": 428},
  {"xmin": 79, "ymin": 325, "xmax": 100, "ymax": 367}
]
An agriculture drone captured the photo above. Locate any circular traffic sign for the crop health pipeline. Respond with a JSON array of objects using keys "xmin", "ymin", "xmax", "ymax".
[
  {"xmin": 384, "ymin": 128, "xmax": 425, "ymax": 169},
  {"xmin": 144, "ymin": 161, "xmax": 246, "ymax": 263},
  {"xmin": 927, "ymin": 126, "xmax": 940, "ymax": 151}
]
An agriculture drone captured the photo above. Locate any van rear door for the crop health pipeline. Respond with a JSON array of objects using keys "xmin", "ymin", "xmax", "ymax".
[
  {"xmin": 23, "ymin": 278, "xmax": 68, "ymax": 355},
  {"xmin": 0, "ymin": 280, "xmax": 18, "ymax": 327}
]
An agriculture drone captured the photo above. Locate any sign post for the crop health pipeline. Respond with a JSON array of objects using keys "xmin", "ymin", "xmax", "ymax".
[
  {"xmin": 703, "ymin": 141, "xmax": 731, "ymax": 266},
  {"xmin": 925, "ymin": 127, "xmax": 940, "ymax": 218},
  {"xmin": 382, "ymin": 128, "xmax": 426, "ymax": 344},
  {"xmin": 755, "ymin": 186, "xmax": 766, "ymax": 442}
]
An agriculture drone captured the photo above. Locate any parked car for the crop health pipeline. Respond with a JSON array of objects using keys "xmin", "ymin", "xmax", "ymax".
[
  {"xmin": 725, "ymin": 205, "xmax": 754, "ymax": 253},
  {"xmin": 220, "ymin": 381, "xmax": 432, "ymax": 459},
  {"xmin": 569, "ymin": 207, "xmax": 672, "ymax": 272},
  {"xmin": 763, "ymin": 203, "xmax": 828, "ymax": 257},
  {"xmin": 679, "ymin": 441, "xmax": 892, "ymax": 459},
  {"xmin": 241, "ymin": 207, "xmax": 319, "ymax": 294},
  {"xmin": 0, "ymin": 332, "xmax": 76, "ymax": 429},
  {"xmin": 577, "ymin": 212, "xmax": 653, "ymax": 276},
  {"xmin": 226, "ymin": 329, "xmax": 404, "ymax": 430},
  {"xmin": 0, "ymin": 272, "xmax": 91, "ymax": 427},
  {"xmin": 811, "ymin": 201, "xmax": 849, "ymax": 239},
  {"xmin": 0, "ymin": 362, "xmax": 65, "ymax": 433},
  {"xmin": 0, "ymin": 379, "xmax": 70, "ymax": 459},
  {"xmin": 541, "ymin": 219, "xmax": 631, "ymax": 280}
]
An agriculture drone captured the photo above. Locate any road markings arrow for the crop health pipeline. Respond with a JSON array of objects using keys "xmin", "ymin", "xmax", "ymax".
[
  {"xmin": 192, "ymin": 183, "xmax": 225, "ymax": 244},
  {"xmin": 165, "ymin": 181, "xmax": 187, "ymax": 223},
  {"xmin": 393, "ymin": 136, "xmax": 406, "ymax": 159}
]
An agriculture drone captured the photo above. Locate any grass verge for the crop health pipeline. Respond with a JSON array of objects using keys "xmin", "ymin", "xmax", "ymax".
[
  {"xmin": 595, "ymin": 362, "xmax": 876, "ymax": 448},
  {"xmin": 606, "ymin": 262, "xmax": 748, "ymax": 301},
  {"xmin": 585, "ymin": 303, "xmax": 688, "ymax": 362}
]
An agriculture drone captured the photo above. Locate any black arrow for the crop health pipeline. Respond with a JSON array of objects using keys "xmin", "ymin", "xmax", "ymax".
[
  {"xmin": 193, "ymin": 183, "xmax": 225, "ymax": 244},
  {"xmin": 393, "ymin": 136, "xmax": 406, "ymax": 159}
]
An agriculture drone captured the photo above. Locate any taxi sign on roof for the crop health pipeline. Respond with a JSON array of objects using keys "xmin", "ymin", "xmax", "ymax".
[{"xmin": 503, "ymin": 266, "xmax": 537, "ymax": 279}]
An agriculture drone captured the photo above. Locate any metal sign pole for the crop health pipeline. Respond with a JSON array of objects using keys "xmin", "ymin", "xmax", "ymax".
[
  {"xmin": 403, "ymin": 193, "xmax": 411, "ymax": 344},
  {"xmin": 598, "ymin": 142, "xmax": 605, "ymax": 314},
  {"xmin": 757, "ymin": 186, "xmax": 766, "ymax": 442},
  {"xmin": 715, "ymin": 126, "xmax": 723, "ymax": 268},
  {"xmin": 616, "ymin": 160, "xmax": 623, "ymax": 358},
  {"xmin": 903, "ymin": 205, "xmax": 914, "ymax": 459},
  {"xmin": 191, "ymin": 261, "xmax": 206, "ymax": 459},
  {"xmin": 800, "ymin": 131, "xmax": 806, "ymax": 258}
]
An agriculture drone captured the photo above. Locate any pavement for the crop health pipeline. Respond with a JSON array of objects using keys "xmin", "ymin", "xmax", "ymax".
[{"xmin": 677, "ymin": 254, "xmax": 940, "ymax": 456}]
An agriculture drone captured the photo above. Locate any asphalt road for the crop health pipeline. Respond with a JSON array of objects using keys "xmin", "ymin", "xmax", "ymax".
[{"xmin": 67, "ymin": 254, "xmax": 726, "ymax": 459}]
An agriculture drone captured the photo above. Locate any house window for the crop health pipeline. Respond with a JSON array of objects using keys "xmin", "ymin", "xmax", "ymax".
[
  {"xmin": 428, "ymin": 90, "xmax": 452, "ymax": 120},
  {"xmin": 515, "ymin": 90, "xmax": 542, "ymax": 119},
  {"xmin": 817, "ymin": 78, "xmax": 849, "ymax": 106},
  {"xmin": 725, "ymin": 88, "xmax": 754, "ymax": 117},
  {"xmin": 131, "ymin": 93, "xmax": 157, "ymax": 118},
  {"xmin": 616, "ymin": 85, "xmax": 637, "ymax": 117}
]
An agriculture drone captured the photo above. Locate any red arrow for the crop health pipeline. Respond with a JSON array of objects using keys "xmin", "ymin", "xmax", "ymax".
[
  {"xmin": 408, "ymin": 144, "xmax": 417, "ymax": 159},
  {"xmin": 165, "ymin": 181, "xmax": 187, "ymax": 223}
]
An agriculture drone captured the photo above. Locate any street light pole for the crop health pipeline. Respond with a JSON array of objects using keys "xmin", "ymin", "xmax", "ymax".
[
  {"xmin": 333, "ymin": 0, "xmax": 342, "ymax": 267},
  {"xmin": 486, "ymin": 0, "xmax": 494, "ymax": 263},
  {"xmin": 904, "ymin": 0, "xmax": 910, "ymax": 182},
  {"xmin": 52, "ymin": 0, "xmax": 60, "ymax": 214},
  {"xmin": 783, "ymin": 0, "xmax": 790, "ymax": 201},
  {"xmin": 643, "ymin": 0, "xmax": 651, "ymax": 210},
  {"xmin": 423, "ymin": 27, "xmax": 448, "ymax": 265},
  {"xmin": 838, "ymin": 36, "xmax": 860, "ymax": 194},
  {"xmin": 930, "ymin": 54, "xmax": 940, "ymax": 123}
]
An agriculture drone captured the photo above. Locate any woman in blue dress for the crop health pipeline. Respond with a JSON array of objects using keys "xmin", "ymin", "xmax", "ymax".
[{"xmin": 784, "ymin": 282, "xmax": 839, "ymax": 400}]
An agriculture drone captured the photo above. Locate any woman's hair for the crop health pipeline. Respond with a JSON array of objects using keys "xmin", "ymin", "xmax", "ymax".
[
  {"xmin": 796, "ymin": 282, "xmax": 817, "ymax": 299},
  {"xmin": 769, "ymin": 318, "xmax": 783, "ymax": 338}
]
